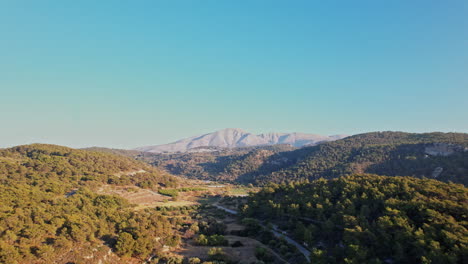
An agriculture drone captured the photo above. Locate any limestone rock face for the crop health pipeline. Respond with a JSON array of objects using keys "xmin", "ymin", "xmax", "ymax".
[{"xmin": 424, "ymin": 143, "xmax": 465, "ymax": 156}]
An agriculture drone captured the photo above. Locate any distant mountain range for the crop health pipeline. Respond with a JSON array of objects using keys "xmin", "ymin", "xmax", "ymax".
[
  {"xmin": 134, "ymin": 128, "xmax": 348, "ymax": 153},
  {"xmin": 141, "ymin": 131, "xmax": 468, "ymax": 186}
]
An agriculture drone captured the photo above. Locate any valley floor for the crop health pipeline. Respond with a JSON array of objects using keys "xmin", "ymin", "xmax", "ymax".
[{"xmin": 96, "ymin": 180, "xmax": 307, "ymax": 263}]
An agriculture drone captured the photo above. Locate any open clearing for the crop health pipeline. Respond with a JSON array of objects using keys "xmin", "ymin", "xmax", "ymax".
[
  {"xmin": 176, "ymin": 235, "xmax": 286, "ymax": 264},
  {"xmin": 97, "ymin": 185, "xmax": 169, "ymax": 209},
  {"xmin": 98, "ymin": 182, "xmax": 258, "ymax": 210},
  {"xmin": 98, "ymin": 185, "xmax": 212, "ymax": 209}
]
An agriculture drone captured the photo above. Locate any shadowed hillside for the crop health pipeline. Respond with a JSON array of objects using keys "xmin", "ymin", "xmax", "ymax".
[
  {"xmin": 138, "ymin": 132, "xmax": 468, "ymax": 186},
  {"xmin": 251, "ymin": 132, "xmax": 468, "ymax": 185},
  {"xmin": 244, "ymin": 174, "xmax": 468, "ymax": 263}
]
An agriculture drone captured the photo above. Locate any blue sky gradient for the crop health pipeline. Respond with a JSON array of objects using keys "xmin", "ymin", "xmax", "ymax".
[{"xmin": 1, "ymin": 1, "xmax": 467, "ymax": 148}]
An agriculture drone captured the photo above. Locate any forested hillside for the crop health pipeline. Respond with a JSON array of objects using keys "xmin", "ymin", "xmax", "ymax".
[
  {"xmin": 243, "ymin": 174, "xmax": 468, "ymax": 263},
  {"xmin": 0, "ymin": 144, "xmax": 180, "ymax": 263},
  {"xmin": 140, "ymin": 132, "xmax": 468, "ymax": 186},
  {"xmin": 252, "ymin": 132, "xmax": 468, "ymax": 185},
  {"xmin": 83, "ymin": 146, "xmax": 142, "ymax": 159},
  {"xmin": 1, "ymin": 144, "xmax": 178, "ymax": 188},
  {"xmin": 141, "ymin": 144, "xmax": 296, "ymax": 182}
]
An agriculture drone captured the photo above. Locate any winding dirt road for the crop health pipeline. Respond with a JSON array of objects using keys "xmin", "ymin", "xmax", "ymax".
[{"xmin": 213, "ymin": 203, "xmax": 310, "ymax": 262}]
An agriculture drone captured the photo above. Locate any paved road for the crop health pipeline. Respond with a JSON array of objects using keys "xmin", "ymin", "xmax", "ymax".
[{"xmin": 213, "ymin": 204, "xmax": 310, "ymax": 262}]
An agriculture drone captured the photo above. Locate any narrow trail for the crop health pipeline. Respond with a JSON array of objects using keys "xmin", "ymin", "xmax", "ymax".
[
  {"xmin": 213, "ymin": 203, "xmax": 310, "ymax": 263},
  {"xmin": 269, "ymin": 225, "xmax": 311, "ymax": 262},
  {"xmin": 213, "ymin": 203, "xmax": 238, "ymax": 215}
]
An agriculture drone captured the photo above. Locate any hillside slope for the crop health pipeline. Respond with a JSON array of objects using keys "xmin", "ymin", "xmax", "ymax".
[
  {"xmin": 142, "ymin": 144, "xmax": 296, "ymax": 182},
  {"xmin": 141, "ymin": 132, "xmax": 468, "ymax": 186},
  {"xmin": 252, "ymin": 132, "xmax": 468, "ymax": 185},
  {"xmin": 0, "ymin": 144, "xmax": 179, "ymax": 263},
  {"xmin": 244, "ymin": 174, "xmax": 468, "ymax": 263}
]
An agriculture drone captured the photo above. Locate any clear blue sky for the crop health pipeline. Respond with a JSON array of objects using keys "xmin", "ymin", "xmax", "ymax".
[{"xmin": 1, "ymin": 0, "xmax": 467, "ymax": 149}]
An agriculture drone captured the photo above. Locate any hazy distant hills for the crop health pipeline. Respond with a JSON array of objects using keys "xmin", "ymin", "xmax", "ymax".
[
  {"xmin": 140, "ymin": 131, "xmax": 468, "ymax": 186},
  {"xmin": 135, "ymin": 128, "xmax": 348, "ymax": 153}
]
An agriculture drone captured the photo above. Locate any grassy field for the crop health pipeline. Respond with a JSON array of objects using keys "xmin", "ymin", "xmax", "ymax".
[
  {"xmin": 227, "ymin": 186, "xmax": 258, "ymax": 196},
  {"xmin": 97, "ymin": 185, "xmax": 167, "ymax": 208},
  {"xmin": 98, "ymin": 183, "xmax": 230, "ymax": 210},
  {"xmin": 98, "ymin": 182, "xmax": 257, "ymax": 212}
]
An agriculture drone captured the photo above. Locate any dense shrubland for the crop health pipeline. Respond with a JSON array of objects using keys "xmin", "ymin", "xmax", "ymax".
[
  {"xmin": 0, "ymin": 144, "xmax": 178, "ymax": 189},
  {"xmin": 244, "ymin": 174, "xmax": 468, "ymax": 263},
  {"xmin": 3, "ymin": 137, "xmax": 467, "ymax": 263},
  {"xmin": 232, "ymin": 217, "xmax": 308, "ymax": 263},
  {"xmin": 0, "ymin": 144, "xmax": 180, "ymax": 263}
]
